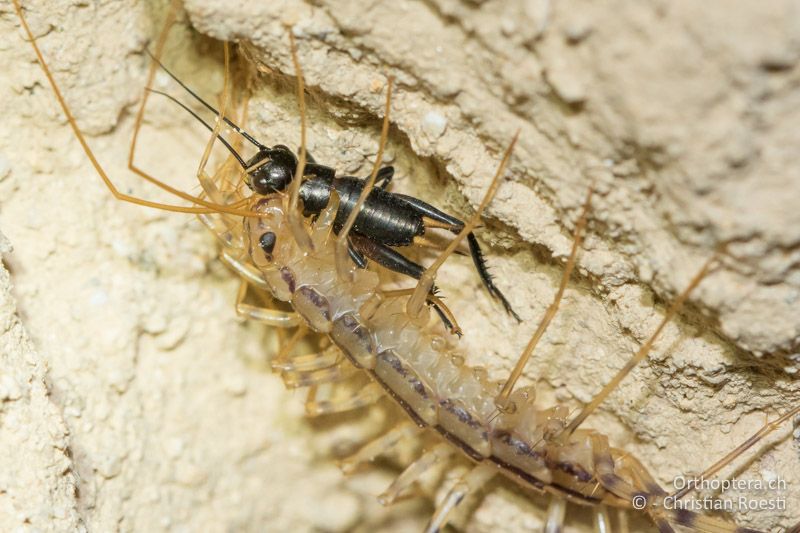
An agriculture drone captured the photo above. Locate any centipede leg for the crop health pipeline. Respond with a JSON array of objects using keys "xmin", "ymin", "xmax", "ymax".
[
  {"xmin": 424, "ymin": 463, "xmax": 496, "ymax": 533},
  {"xmin": 407, "ymin": 133, "xmax": 518, "ymax": 317},
  {"xmin": 671, "ymin": 404, "xmax": 800, "ymax": 502},
  {"xmin": 617, "ymin": 509, "xmax": 629, "ymax": 533},
  {"xmin": 281, "ymin": 363, "xmax": 352, "ymax": 389},
  {"xmin": 219, "ymin": 249, "xmax": 271, "ymax": 290},
  {"xmin": 304, "ymin": 382, "xmax": 383, "ymax": 416},
  {"xmin": 563, "ymin": 254, "xmax": 719, "ymax": 436},
  {"xmin": 235, "ymin": 280, "xmax": 302, "ymax": 327},
  {"xmin": 495, "ymin": 184, "xmax": 593, "ymax": 411},
  {"xmin": 366, "ymin": 287, "xmax": 462, "ymax": 336},
  {"xmin": 339, "ymin": 422, "xmax": 421, "ymax": 475},
  {"xmin": 378, "ymin": 442, "xmax": 454, "ymax": 505},
  {"xmin": 591, "ymin": 435, "xmax": 743, "ymax": 533},
  {"xmin": 271, "ymin": 324, "xmax": 309, "ymax": 370},
  {"xmin": 543, "ymin": 497, "xmax": 566, "ymax": 533},
  {"xmin": 334, "ymin": 78, "xmax": 394, "ymax": 280},
  {"xmin": 593, "ymin": 506, "xmax": 611, "ymax": 533},
  {"xmin": 272, "ymin": 350, "xmax": 341, "ymax": 372},
  {"xmin": 285, "ymin": 30, "xmax": 314, "ymax": 252}
]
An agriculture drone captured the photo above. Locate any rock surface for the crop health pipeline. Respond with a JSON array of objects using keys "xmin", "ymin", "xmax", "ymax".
[{"xmin": 2, "ymin": 0, "xmax": 799, "ymax": 531}]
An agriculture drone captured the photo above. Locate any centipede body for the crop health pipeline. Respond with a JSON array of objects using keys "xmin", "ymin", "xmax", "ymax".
[{"xmin": 3, "ymin": 0, "xmax": 799, "ymax": 531}]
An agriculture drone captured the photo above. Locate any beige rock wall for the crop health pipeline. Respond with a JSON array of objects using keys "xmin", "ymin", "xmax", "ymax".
[{"xmin": 2, "ymin": 0, "xmax": 798, "ymax": 531}]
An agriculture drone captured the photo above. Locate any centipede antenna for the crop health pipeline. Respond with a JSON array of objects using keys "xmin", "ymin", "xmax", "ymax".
[
  {"xmin": 285, "ymin": 28, "xmax": 315, "ymax": 252},
  {"xmin": 406, "ymin": 131, "xmax": 519, "ymax": 318},
  {"xmin": 495, "ymin": 184, "xmax": 593, "ymax": 412},
  {"xmin": 671, "ymin": 404, "xmax": 800, "ymax": 501},
  {"xmin": 197, "ymin": 41, "xmax": 233, "ymax": 194},
  {"xmin": 335, "ymin": 77, "xmax": 394, "ymax": 281},
  {"xmin": 146, "ymin": 88, "xmax": 247, "ymax": 168},
  {"xmin": 562, "ymin": 254, "xmax": 719, "ymax": 437},
  {"xmin": 144, "ymin": 48, "xmax": 266, "ymax": 150},
  {"xmin": 13, "ymin": 0, "xmax": 258, "ymax": 216}
]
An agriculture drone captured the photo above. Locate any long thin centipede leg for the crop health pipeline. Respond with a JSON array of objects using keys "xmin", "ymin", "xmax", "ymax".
[
  {"xmin": 424, "ymin": 463, "xmax": 496, "ymax": 533},
  {"xmin": 235, "ymin": 280, "xmax": 302, "ymax": 327},
  {"xmin": 407, "ymin": 132, "xmax": 519, "ymax": 317},
  {"xmin": 14, "ymin": 0, "xmax": 261, "ymax": 217},
  {"xmin": 495, "ymin": 185, "xmax": 593, "ymax": 412},
  {"xmin": 671, "ymin": 404, "xmax": 800, "ymax": 501},
  {"xmin": 543, "ymin": 496, "xmax": 566, "ymax": 533},
  {"xmin": 562, "ymin": 254, "xmax": 719, "ymax": 436},
  {"xmin": 378, "ymin": 442, "xmax": 454, "ymax": 505},
  {"xmin": 593, "ymin": 507, "xmax": 611, "ymax": 533},
  {"xmin": 591, "ymin": 435, "xmax": 746, "ymax": 533},
  {"xmin": 285, "ymin": 30, "xmax": 315, "ymax": 252},
  {"xmin": 271, "ymin": 324, "xmax": 309, "ymax": 370},
  {"xmin": 304, "ymin": 382, "xmax": 383, "ymax": 416},
  {"xmin": 334, "ymin": 77, "xmax": 394, "ymax": 281},
  {"xmin": 617, "ymin": 509, "xmax": 629, "ymax": 533},
  {"xmin": 339, "ymin": 422, "xmax": 421, "ymax": 475},
  {"xmin": 395, "ymin": 189, "xmax": 521, "ymax": 320},
  {"xmin": 219, "ymin": 249, "xmax": 271, "ymax": 290},
  {"xmin": 281, "ymin": 363, "xmax": 352, "ymax": 389},
  {"xmin": 272, "ymin": 350, "xmax": 341, "ymax": 372}
]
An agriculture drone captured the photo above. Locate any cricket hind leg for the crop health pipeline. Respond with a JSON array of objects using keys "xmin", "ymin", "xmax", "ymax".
[
  {"xmin": 406, "ymin": 133, "xmax": 518, "ymax": 317},
  {"xmin": 349, "ymin": 234, "xmax": 461, "ymax": 334},
  {"xmin": 394, "ymin": 193, "xmax": 521, "ymax": 321},
  {"xmin": 466, "ymin": 231, "xmax": 520, "ymax": 321},
  {"xmin": 349, "ymin": 233, "xmax": 424, "ymax": 279}
]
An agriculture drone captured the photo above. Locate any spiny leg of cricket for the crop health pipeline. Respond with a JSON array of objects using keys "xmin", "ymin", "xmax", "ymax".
[{"xmin": 3, "ymin": 0, "xmax": 799, "ymax": 531}]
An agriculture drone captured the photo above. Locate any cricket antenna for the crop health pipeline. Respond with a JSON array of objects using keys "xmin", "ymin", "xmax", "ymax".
[
  {"xmin": 146, "ymin": 88, "xmax": 248, "ymax": 168},
  {"xmin": 145, "ymin": 49, "xmax": 266, "ymax": 150}
]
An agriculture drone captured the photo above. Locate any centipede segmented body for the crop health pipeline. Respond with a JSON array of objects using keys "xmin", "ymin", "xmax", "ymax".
[{"xmin": 12, "ymin": 0, "xmax": 800, "ymax": 531}]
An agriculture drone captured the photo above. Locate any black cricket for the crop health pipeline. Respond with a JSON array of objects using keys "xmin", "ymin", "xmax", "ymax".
[{"xmin": 148, "ymin": 55, "xmax": 521, "ymax": 327}]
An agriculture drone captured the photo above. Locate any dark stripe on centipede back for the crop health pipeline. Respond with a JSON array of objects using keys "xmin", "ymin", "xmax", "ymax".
[
  {"xmin": 555, "ymin": 461, "xmax": 594, "ymax": 483},
  {"xmin": 366, "ymin": 369, "xmax": 429, "ymax": 428},
  {"xmin": 657, "ymin": 519, "xmax": 676, "ymax": 533},
  {"xmin": 672, "ymin": 508, "xmax": 695, "ymax": 527},
  {"xmin": 438, "ymin": 399, "xmax": 491, "ymax": 457},
  {"xmin": 280, "ymin": 267, "xmax": 296, "ymax": 293},
  {"xmin": 488, "ymin": 455, "xmax": 608, "ymax": 505},
  {"xmin": 434, "ymin": 426, "xmax": 485, "ymax": 462},
  {"xmin": 331, "ymin": 313, "xmax": 376, "ymax": 369},
  {"xmin": 293, "ymin": 286, "xmax": 332, "ymax": 332},
  {"xmin": 493, "ymin": 430, "xmax": 544, "ymax": 461},
  {"xmin": 374, "ymin": 349, "xmax": 437, "ymax": 425},
  {"xmin": 631, "ymin": 490, "xmax": 649, "ymax": 508}
]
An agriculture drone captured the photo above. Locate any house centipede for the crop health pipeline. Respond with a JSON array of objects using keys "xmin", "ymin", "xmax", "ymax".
[{"xmin": 7, "ymin": 0, "xmax": 800, "ymax": 528}]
